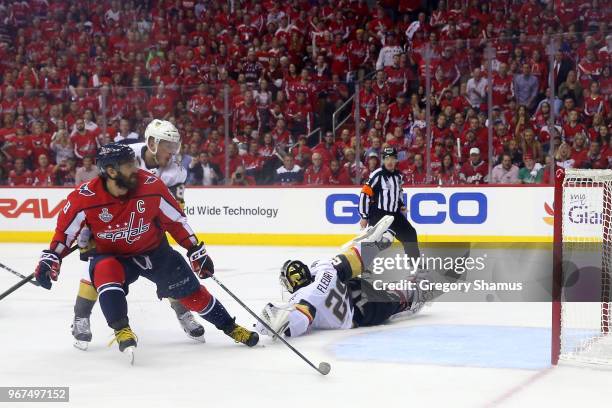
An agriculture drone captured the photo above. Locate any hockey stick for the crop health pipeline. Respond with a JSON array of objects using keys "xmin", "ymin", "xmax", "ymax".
[
  {"xmin": 0, "ymin": 260, "xmax": 40, "ymax": 286},
  {"xmin": 210, "ymin": 275, "xmax": 331, "ymax": 376},
  {"xmin": 0, "ymin": 245, "xmax": 78, "ymax": 302}
]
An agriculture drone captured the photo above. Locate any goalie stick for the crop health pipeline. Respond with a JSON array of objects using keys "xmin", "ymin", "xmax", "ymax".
[
  {"xmin": 0, "ymin": 245, "xmax": 78, "ymax": 301},
  {"xmin": 210, "ymin": 275, "xmax": 332, "ymax": 376}
]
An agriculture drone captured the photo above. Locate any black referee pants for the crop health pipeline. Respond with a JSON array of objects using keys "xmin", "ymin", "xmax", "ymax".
[{"xmin": 369, "ymin": 208, "xmax": 420, "ymax": 259}]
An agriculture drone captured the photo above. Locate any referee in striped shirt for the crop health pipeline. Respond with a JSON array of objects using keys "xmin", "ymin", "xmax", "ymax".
[{"xmin": 359, "ymin": 146, "xmax": 420, "ymax": 258}]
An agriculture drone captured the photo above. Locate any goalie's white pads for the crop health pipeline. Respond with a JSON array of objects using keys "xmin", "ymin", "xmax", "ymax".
[
  {"xmin": 340, "ymin": 215, "xmax": 394, "ymax": 250},
  {"xmin": 255, "ymin": 303, "xmax": 294, "ymax": 339}
]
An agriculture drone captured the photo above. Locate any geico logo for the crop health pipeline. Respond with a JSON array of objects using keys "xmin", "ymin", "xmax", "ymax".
[
  {"xmin": 325, "ymin": 192, "xmax": 487, "ymax": 224},
  {"xmin": 410, "ymin": 192, "xmax": 487, "ymax": 224},
  {"xmin": 0, "ymin": 198, "xmax": 67, "ymax": 219}
]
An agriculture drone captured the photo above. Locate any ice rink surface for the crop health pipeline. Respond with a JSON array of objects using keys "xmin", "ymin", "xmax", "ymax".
[{"xmin": 1, "ymin": 244, "xmax": 611, "ymax": 408}]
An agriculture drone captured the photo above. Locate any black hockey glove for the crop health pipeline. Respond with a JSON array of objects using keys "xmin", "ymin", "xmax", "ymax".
[
  {"xmin": 35, "ymin": 250, "xmax": 61, "ymax": 290},
  {"xmin": 187, "ymin": 242, "xmax": 214, "ymax": 279}
]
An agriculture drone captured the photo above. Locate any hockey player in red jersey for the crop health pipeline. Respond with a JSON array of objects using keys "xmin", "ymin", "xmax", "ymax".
[
  {"xmin": 71, "ymin": 119, "xmax": 204, "ymax": 350},
  {"xmin": 34, "ymin": 143, "xmax": 258, "ymax": 361}
]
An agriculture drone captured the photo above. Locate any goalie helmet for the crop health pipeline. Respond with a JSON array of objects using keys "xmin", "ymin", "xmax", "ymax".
[
  {"xmin": 144, "ymin": 119, "xmax": 181, "ymax": 155},
  {"xmin": 280, "ymin": 260, "xmax": 312, "ymax": 294}
]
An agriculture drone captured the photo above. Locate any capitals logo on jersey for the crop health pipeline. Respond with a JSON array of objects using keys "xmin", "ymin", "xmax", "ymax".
[{"xmin": 96, "ymin": 210, "xmax": 151, "ymax": 244}]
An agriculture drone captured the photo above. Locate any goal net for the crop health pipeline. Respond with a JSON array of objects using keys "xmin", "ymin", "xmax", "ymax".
[{"xmin": 552, "ymin": 168, "xmax": 612, "ymax": 365}]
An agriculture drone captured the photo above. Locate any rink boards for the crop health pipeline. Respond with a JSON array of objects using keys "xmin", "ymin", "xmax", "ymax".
[{"xmin": 0, "ymin": 185, "xmax": 558, "ymax": 245}]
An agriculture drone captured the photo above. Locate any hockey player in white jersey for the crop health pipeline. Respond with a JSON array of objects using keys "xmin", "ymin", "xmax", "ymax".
[
  {"xmin": 71, "ymin": 119, "xmax": 205, "ymax": 349},
  {"xmin": 255, "ymin": 216, "xmax": 429, "ymax": 338}
]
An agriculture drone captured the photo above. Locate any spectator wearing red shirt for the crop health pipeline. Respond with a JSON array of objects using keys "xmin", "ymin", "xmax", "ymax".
[
  {"xmin": 372, "ymin": 70, "xmax": 391, "ymax": 104},
  {"xmin": 328, "ymin": 34, "xmax": 350, "ymax": 81},
  {"xmin": 334, "ymin": 129, "xmax": 353, "ymax": 162},
  {"xmin": 233, "ymin": 92, "xmax": 260, "ymax": 135},
  {"xmin": 401, "ymin": 153, "xmax": 427, "ymax": 185},
  {"xmin": 520, "ymin": 128, "xmax": 544, "ymax": 164},
  {"xmin": 584, "ymin": 81, "xmax": 608, "ymax": 121},
  {"xmin": 1, "ymin": 127, "xmax": 32, "ymax": 164},
  {"xmin": 242, "ymin": 141, "xmax": 265, "ymax": 179},
  {"xmin": 384, "ymin": 54, "xmax": 408, "ymax": 99},
  {"xmin": 436, "ymin": 153, "xmax": 460, "ymax": 185},
  {"xmin": 347, "ymin": 29, "xmax": 369, "ymax": 76},
  {"xmin": 0, "ymin": 113, "xmax": 17, "ymax": 145},
  {"xmin": 303, "ymin": 152, "xmax": 332, "ymax": 185},
  {"xmin": 491, "ymin": 63, "xmax": 514, "ymax": 109},
  {"xmin": 8, "ymin": 158, "xmax": 33, "ymax": 186},
  {"xmin": 386, "ymin": 93, "xmax": 412, "ymax": 134},
  {"xmin": 147, "ymin": 83, "xmax": 174, "ymax": 119},
  {"xmin": 577, "ymin": 50, "xmax": 602, "ymax": 89},
  {"xmin": 1, "ymin": 86, "xmax": 18, "ymax": 115},
  {"xmin": 270, "ymin": 118, "xmax": 291, "ymax": 145},
  {"xmin": 70, "ymin": 119, "xmax": 99, "ymax": 160},
  {"xmin": 437, "ymin": 46, "xmax": 461, "ymax": 87},
  {"xmin": 571, "ymin": 133, "xmax": 589, "ymax": 168},
  {"xmin": 583, "ymin": 141, "xmax": 608, "ymax": 169},
  {"xmin": 290, "ymin": 136, "xmax": 313, "ymax": 168},
  {"xmin": 432, "ymin": 114, "xmax": 451, "ymax": 145},
  {"xmin": 286, "ymin": 91, "xmax": 313, "ymax": 137},
  {"xmin": 459, "ymin": 147, "xmax": 488, "ymax": 184},
  {"xmin": 30, "ymin": 122, "xmax": 51, "ymax": 161},
  {"xmin": 451, "ymin": 82, "xmax": 471, "ymax": 114},
  {"xmin": 312, "ymin": 131, "xmax": 338, "ymax": 164},
  {"xmin": 357, "ymin": 79, "xmax": 379, "ymax": 122},
  {"xmin": 328, "ymin": 159, "xmax": 351, "ymax": 185},
  {"xmin": 32, "ymin": 154, "xmax": 55, "ymax": 186},
  {"xmin": 563, "ymin": 111, "xmax": 587, "ymax": 144}
]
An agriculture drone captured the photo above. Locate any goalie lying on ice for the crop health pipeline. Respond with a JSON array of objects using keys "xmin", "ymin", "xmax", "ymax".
[{"xmin": 255, "ymin": 216, "xmax": 430, "ymax": 338}]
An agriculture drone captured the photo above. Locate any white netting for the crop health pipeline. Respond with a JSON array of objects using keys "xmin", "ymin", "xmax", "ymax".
[{"xmin": 559, "ymin": 169, "xmax": 612, "ymax": 365}]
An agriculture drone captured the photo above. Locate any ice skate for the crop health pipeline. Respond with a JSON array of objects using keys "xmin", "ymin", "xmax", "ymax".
[{"xmin": 71, "ymin": 316, "xmax": 92, "ymax": 351}]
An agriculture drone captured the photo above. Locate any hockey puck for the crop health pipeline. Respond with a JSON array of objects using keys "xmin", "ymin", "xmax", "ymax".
[{"xmin": 318, "ymin": 362, "xmax": 331, "ymax": 375}]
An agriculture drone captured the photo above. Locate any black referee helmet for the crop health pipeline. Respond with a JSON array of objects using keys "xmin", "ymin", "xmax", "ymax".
[{"xmin": 382, "ymin": 146, "xmax": 398, "ymax": 160}]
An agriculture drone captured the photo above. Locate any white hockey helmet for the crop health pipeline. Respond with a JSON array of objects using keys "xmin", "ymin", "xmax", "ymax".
[{"xmin": 144, "ymin": 119, "xmax": 181, "ymax": 155}]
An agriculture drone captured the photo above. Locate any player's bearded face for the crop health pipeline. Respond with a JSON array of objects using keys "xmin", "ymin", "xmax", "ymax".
[{"xmin": 114, "ymin": 161, "xmax": 138, "ymax": 191}]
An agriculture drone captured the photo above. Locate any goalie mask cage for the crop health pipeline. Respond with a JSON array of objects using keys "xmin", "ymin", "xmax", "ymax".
[{"xmin": 552, "ymin": 168, "xmax": 612, "ymax": 365}]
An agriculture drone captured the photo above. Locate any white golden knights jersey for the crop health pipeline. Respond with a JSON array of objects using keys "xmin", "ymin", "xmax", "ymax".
[
  {"xmin": 131, "ymin": 143, "xmax": 187, "ymax": 188},
  {"xmin": 285, "ymin": 251, "xmax": 361, "ymax": 337}
]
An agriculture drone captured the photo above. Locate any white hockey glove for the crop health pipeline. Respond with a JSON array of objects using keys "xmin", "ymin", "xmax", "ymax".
[{"xmin": 254, "ymin": 303, "xmax": 294, "ymax": 339}]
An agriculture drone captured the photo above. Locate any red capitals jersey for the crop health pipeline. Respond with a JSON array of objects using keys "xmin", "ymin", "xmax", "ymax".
[
  {"xmin": 50, "ymin": 170, "xmax": 197, "ymax": 257},
  {"xmin": 459, "ymin": 160, "xmax": 488, "ymax": 184},
  {"xmin": 386, "ymin": 102, "xmax": 412, "ymax": 131},
  {"xmin": 491, "ymin": 74, "xmax": 513, "ymax": 108}
]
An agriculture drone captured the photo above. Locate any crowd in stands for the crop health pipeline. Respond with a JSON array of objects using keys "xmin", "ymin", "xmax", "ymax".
[{"xmin": 0, "ymin": 0, "xmax": 610, "ymax": 187}]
